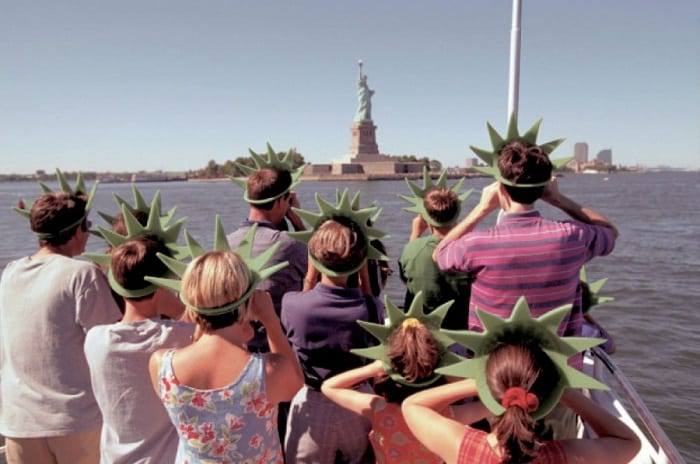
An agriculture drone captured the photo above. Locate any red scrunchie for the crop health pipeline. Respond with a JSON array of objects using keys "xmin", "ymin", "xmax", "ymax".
[{"xmin": 501, "ymin": 387, "xmax": 539, "ymax": 413}]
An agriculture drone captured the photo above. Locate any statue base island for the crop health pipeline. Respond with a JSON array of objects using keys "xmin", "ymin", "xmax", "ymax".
[{"xmin": 305, "ymin": 61, "xmax": 423, "ymax": 178}]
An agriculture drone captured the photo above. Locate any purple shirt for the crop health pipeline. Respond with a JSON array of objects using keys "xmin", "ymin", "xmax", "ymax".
[
  {"xmin": 436, "ymin": 211, "xmax": 615, "ymax": 365},
  {"xmin": 281, "ymin": 283, "xmax": 383, "ymax": 390}
]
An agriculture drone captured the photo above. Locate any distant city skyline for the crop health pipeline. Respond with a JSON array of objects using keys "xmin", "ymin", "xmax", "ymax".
[{"xmin": 1, "ymin": 1, "xmax": 698, "ymax": 174}]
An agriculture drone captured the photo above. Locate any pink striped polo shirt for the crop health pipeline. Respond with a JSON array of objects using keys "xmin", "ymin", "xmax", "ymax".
[{"xmin": 436, "ymin": 211, "xmax": 615, "ymax": 367}]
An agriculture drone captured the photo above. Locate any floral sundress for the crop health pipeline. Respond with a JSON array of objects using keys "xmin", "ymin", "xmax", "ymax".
[{"xmin": 158, "ymin": 349, "xmax": 283, "ymax": 464}]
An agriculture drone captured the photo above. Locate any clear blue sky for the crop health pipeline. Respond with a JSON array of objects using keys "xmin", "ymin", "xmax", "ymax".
[{"xmin": 2, "ymin": 0, "xmax": 698, "ymax": 174}]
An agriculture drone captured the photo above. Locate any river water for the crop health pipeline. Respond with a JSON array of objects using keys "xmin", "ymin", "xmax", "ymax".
[{"xmin": 0, "ymin": 171, "xmax": 698, "ymax": 460}]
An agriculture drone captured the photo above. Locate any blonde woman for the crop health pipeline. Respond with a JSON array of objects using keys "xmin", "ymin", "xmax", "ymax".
[{"xmin": 148, "ymin": 249, "xmax": 303, "ymax": 463}]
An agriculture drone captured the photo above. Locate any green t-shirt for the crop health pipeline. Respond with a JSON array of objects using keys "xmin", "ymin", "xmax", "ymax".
[{"xmin": 398, "ymin": 235, "xmax": 471, "ymax": 330}]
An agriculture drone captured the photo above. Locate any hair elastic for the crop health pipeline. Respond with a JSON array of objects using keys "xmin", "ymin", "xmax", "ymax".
[{"xmin": 501, "ymin": 387, "xmax": 539, "ymax": 413}]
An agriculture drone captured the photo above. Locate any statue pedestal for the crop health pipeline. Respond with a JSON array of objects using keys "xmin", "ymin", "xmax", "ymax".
[{"xmin": 349, "ymin": 121, "xmax": 379, "ymax": 155}]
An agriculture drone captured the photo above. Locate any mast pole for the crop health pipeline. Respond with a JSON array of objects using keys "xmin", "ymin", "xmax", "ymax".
[{"xmin": 507, "ymin": 0, "xmax": 522, "ymax": 125}]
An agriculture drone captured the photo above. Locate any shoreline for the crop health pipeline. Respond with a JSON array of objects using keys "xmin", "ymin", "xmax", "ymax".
[{"xmin": 189, "ymin": 172, "xmax": 489, "ymax": 183}]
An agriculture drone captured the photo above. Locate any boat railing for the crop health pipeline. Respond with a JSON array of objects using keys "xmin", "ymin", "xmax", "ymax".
[{"xmin": 589, "ymin": 346, "xmax": 686, "ymax": 464}]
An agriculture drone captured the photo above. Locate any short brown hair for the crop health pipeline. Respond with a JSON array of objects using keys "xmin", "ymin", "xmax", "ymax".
[
  {"xmin": 247, "ymin": 168, "xmax": 292, "ymax": 210},
  {"xmin": 30, "ymin": 192, "xmax": 88, "ymax": 246},
  {"xmin": 110, "ymin": 236, "xmax": 169, "ymax": 301},
  {"xmin": 308, "ymin": 218, "xmax": 366, "ymax": 274},
  {"xmin": 424, "ymin": 186, "xmax": 459, "ymax": 225},
  {"xmin": 180, "ymin": 250, "xmax": 252, "ymax": 331},
  {"xmin": 498, "ymin": 141, "xmax": 552, "ymax": 205}
]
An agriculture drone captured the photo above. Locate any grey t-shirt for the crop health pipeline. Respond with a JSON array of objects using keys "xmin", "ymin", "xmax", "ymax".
[
  {"xmin": 0, "ymin": 254, "xmax": 122, "ymax": 437},
  {"xmin": 84, "ymin": 318, "xmax": 194, "ymax": 464},
  {"xmin": 228, "ymin": 219, "xmax": 307, "ymax": 351}
]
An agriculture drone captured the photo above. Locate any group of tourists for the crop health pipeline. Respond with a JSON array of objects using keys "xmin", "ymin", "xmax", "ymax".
[{"xmin": 0, "ymin": 120, "xmax": 641, "ymax": 464}]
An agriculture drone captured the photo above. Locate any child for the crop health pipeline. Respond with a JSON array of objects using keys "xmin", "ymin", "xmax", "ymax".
[
  {"xmin": 281, "ymin": 190, "xmax": 387, "ymax": 463},
  {"xmin": 398, "ymin": 169, "xmax": 472, "ymax": 333},
  {"xmin": 321, "ymin": 292, "xmax": 462, "ymax": 464},
  {"xmin": 402, "ymin": 297, "xmax": 640, "ymax": 464},
  {"xmin": 147, "ymin": 219, "xmax": 303, "ymax": 463},
  {"xmin": 84, "ymin": 236, "xmax": 194, "ymax": 464}
]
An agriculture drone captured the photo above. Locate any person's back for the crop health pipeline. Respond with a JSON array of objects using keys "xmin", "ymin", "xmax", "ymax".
[
  {"xmin": 321, "ymin": 297, "xmax": 454, "ymax": 464},
  {"xmin": 84, "ymin": 236, "xmax": 194, "ymax": 463},
  {"xmin": 282, "ymin": 192, "xmax": 387, "ymax": 464},
  {"xmin": 403, "ymin": 300, "xmax": 640, "ymax": 464},
  {"xmin": 0, "ymin": 191, "xmax": 121, "ymax": 464},
  {"xmin": 435, "ymin": 132, "xmax": 617, "ymax": 347},
  {"xmin": 227, "ymin": 167, "xmax": 307, "ymax": 352},
  {"xmin": 399, "ymin": 183, "xmax": 472, "ymax": 333},
  {"xmin": 147, "ymin": 226, "xmax": 303, "ymax": 464},
  {"xmin": 158, "ymin": 348, "xmax": 280, "ymax": 463}
]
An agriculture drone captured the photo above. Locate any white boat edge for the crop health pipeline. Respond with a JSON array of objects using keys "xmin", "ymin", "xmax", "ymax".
[{"xmin": 583, "ymin": 347, "xmax": 686, "ymax": 464}]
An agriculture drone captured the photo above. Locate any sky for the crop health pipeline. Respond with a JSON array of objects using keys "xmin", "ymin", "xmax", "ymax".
[{"xmin": 1, "ymin": 0, "xmax": 699, "ymax": 174}]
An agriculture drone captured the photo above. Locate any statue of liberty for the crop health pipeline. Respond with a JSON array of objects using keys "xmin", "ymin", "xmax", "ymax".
[{"xmin": 355, "ymin": 60, "xmax": 374, "ymax": 122}]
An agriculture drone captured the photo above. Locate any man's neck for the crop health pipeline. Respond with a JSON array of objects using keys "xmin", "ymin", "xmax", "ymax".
[
  {"xmin": 121, "ymin": 300, "xmax": 158, "ymax": 323},
  {"xmin": 321, "ymin": 274, "xmax": 349, "ymax": 288},
  {"xmin": 503, "ymin": 202, "xmax": 536, "ymax": 214},
  {"xmin": 32, "ymin": 244, "xmax": 74, "ymax": 259},
  {"xmin": 247, "ymin": 207, "xmax": 279, "ymax": 225}
]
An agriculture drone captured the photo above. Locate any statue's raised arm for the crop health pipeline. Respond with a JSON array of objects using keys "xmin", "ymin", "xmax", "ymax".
[{"xmin": 354, "ymin": 61, "xmax": 374, "ymax": 122}]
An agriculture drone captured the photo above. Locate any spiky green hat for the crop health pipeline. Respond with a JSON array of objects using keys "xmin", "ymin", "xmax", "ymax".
[
  {"xmin": 399, "ymin": 166, "xmax": 473, "ymax": 227},
  {"xmin": 96, "ymin": 184, "xmax": 178, "ymax": 232},
  {"xmin": 352, "ymin": 291, "xmax": 463, "ymax": 387},
  {"xmin": 470, "ymin": 115, "xmax": 570, "ymax": 188},
  {"xmin": 230, "ymin": 142, "xmax": 306, "ymax": 205},
  {"xmin": 436, "ymin": 296, "xmax": 608, "ymax": 420},
  {"xmin": 83, "ymin": 198, "xmax": 187, "ymax": 298},
  {"xmin": 145, "ymin": 216, "xmax": 288, "ymax": 316},
  {"xmin": 13, "ymin": 168, "xmax": 99, "ymax": 239},
  {"xmin": 580, "ymin": 267, "xmax": 614, "ymax": 314},
  {"xmin": 288, "ymin": 189, "xmax": 389, "ymax": 277}
]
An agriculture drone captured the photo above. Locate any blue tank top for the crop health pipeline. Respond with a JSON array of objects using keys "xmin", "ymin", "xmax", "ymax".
[{"xmin": 158, "ymin": 349, "xmax": 283, "ymax": 463}]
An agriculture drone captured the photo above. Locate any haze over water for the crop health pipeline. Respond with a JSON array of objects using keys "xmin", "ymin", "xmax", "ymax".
[{"xmin": 0, "ymin": 171, "xmax": 698, "ymax": 460}]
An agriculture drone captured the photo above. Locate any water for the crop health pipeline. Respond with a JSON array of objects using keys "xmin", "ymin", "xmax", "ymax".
[{"xmin": 0, "ymin": 171, "xmax": 698, "ymax": 460}]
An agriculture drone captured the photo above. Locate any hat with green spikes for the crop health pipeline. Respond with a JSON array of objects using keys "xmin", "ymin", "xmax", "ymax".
[
  {"xmin": 83, "ymin": 199, "xmax": 187, "ymax": 298},
  {"xmin": 13, "ymin": 168, "xmax": 99, "ymax": 239},
  {"xmin": 470, "ymin": 114, "xmax": 570, "ymax": 188},
  {"xmin": 145, "ymin": 216, "xmax": 288, "ymax": 316},
  {"xmin": 436, "ymin": 296, "xmax": 608, "ymax": 420},
  {"xmin": 580, "ymin": 267, "xmax": 614, "ymax": 314},
  {"xmin": 96, "ymin": 184, "xmax": 178, "ymax": 232},
  {"xmin": 399, "ymin": 166, "xmax": 473, "ymax": 227},
  {"xmin": 230, "ymin": 143, "xmax": 306, "ymax": 205},
  {"xmin": 288, "ymin": 189, "xmax": 389, "ymax": 277},
  {"xmin": 352, "ymin": 291, "xmax": 463, "ymax": 387}
]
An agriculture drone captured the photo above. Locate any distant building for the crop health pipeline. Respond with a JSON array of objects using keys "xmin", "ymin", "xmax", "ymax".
[
  {"xmin": 596, "ymin": 148, "xmax": 613, "ymax": 165},
  {"xmin": 574, "ymin": 143, "xmax": 588, "ymax": 164},
  {"xmin": 465, "ymin": 158, "xmax": 481, "ymax": 168}
]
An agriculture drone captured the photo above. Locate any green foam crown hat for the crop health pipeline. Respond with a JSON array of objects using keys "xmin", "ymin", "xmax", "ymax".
[
  {"xmin": 580, "ymin": 266, "xmax": 614, "ymax": 314},
  {"xmin": 399, "ymin": 166, "xmax": 473, "ymax": 227},
  {"xmin": 288, "ymin": 189, "xmax": 389, "ymax": 277},
  {"xmin": 13, "ymin": 168, "xmax": 99, "ymax": 239},
  {"xmin": 436, "ymin": 296, "xmax": 608, "ymax": 420},
  {"xmin": 96, "ymin": 184, "xmax": 178, "ymax": 233},
  {"xmin": 470, "ymin": 114, "xmax": 570, "ymax": 188},
  {"xmin": 230, "ymin": 142, "xmax": 306, "ymax": 204},
  {"xmin": 145, "ymin": 216, "xmax": 288, "ymax": 316},
  {"xmin": 83, "ymin": 197, "xmax": 188, "ymax": 298},
  {"xmin": 352, "ymin": 291, "xmax": 464, "ymax": 387}
]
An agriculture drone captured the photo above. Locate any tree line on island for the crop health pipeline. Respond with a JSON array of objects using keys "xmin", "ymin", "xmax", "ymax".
[{"xmin": 2, "ymin": 150, "xmax": 445, "ymax": 182}]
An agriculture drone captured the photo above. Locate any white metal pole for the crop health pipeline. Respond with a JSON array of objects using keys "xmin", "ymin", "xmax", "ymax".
[{"xmin": 507, "ymin": 0, "xmax": 522, "ymax": 125}]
